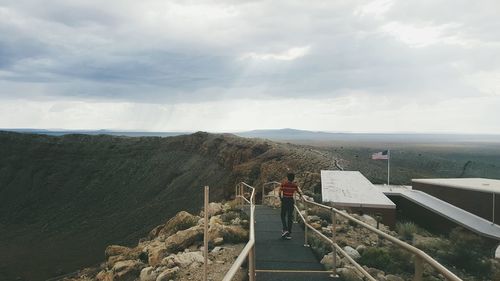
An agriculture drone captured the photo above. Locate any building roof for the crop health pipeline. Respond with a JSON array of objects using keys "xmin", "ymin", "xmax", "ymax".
[
  {"xmin": 321, "ymin": 170, "xmax": 396, "ymax": 209},
  {"xmin": 412, "ymin": 178, "xmax": 500, "ymax": 194}
]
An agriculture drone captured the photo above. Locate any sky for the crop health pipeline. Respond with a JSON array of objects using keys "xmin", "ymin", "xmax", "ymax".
[{"xmin": 0, "ymin": 0, "xmax": 499, "ymax": 133}]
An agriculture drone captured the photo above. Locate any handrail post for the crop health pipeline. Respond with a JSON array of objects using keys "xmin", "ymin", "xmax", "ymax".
[
  {"xmin": 293, "ymin": 198, "xmax": 298, "ymax": 223},
  {"xmin": 413, "ymin": 255, "xmax": 423, "ymax": 281},
  {"xmin": 304, "ymin": 206, "xmax": 309, "ymax": 247},
  {"xmin": 249, "ymin": 245, "xmax": 256, "ymax": 281},
  {"xmin": 331, "ymin": 211, "xmax": 337, "ymax": 277},
  {"xmin": 204, "ymin": 186, "xmax": 209, "ymax": 281},
  {"xmin": 239, "ymin": 185, "xmax": 243, "ymax": 208},
  {"xmin": 262, "ymin": 184, "xmax": 265, "ymax": 205}
]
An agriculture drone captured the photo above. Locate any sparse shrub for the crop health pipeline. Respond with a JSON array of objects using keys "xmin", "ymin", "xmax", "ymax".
[
  {"xmin": 358, "ymin": 247, "xmax": 391, "ymax": 270},
  {"xmin": 312, "ymin": 193, "xmax": 322, "ymax": 204},
  {"xmin": 309, "ymin": 207, "xmax": 332, "ymax": 223},
  {"xmin": 308, "ymin": 232, "xmax": 330, "ymax": 259},
  {"xmin": 348, "ymin": 219, "xmax": 358, "ymax": 227},
  {"xmin": 444, "ymin": 228, "xmax": 492, "ymax": 278},
  {"xmin": 359, "ymin": 246, "xmax": 413, "ymax": 275},
  {"xmin": 227, "ymin": 199, "xmax": 239, "ymax": 211},
  {"xmin": 386, "ymin": 246, "xmax": 413, "ymax": 274},
  {"xmin": 396, "ymin": 222, "xmax": 419, "ymax": 241},
  {"xmin": 221, "ymin": 211, "xmax": 239, "ymax": 224}
]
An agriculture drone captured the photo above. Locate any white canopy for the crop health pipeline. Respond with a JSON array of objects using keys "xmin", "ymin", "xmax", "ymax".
[{"xmin": 321, "ymin": 170, "xmax": 396, "ymax": 209}]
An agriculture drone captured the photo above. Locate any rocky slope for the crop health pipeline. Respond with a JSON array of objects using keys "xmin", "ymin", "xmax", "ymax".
[
  {"xmin": 0, "ymin": 131, "xmax": 333, "ymax": 281},
  {"xmin": 62, "ymin": 201, "xmax": 248, "ymax": 281}
]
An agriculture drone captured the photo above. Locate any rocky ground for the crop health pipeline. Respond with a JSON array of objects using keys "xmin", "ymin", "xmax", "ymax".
[{"xmin": 63, "ymin": 202, "xmax": 248, "ymax": 281}]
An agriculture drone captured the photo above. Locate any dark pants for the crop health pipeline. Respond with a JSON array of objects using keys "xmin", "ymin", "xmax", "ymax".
[{"xmin": 281, "ymin": 197, "xmax": 294, "ymax": 233}]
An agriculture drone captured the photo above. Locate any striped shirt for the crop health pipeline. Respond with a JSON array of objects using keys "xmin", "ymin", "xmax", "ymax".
[{"xmin": 280, "ymin": 181, "xmax": 298, "ymax": 198}]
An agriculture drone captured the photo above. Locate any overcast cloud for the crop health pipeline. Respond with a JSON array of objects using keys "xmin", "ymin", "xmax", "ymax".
[{"xmin": 0, "ymin": 0, "xmax": 499, "ymax": 133}]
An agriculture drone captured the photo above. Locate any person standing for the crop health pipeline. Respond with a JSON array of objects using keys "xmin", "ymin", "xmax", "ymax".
[{"xmin": 280, "ymin": 172, "xmax": 302, "ymax": 239}]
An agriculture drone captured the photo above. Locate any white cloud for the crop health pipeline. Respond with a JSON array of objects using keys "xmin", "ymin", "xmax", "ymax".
[
  {"xmin": 240, "ymin": 46, "xmax": 311, "ymax": 61},
  {"xmin": 380, "ymin": 22, "xmax": 464, "ymax": 48},
  {"xmin": 2, "ymin": 95, "xmax": 500, "ymax": 134},
  {"xmin": 466, "ymin": 71, "xmax": 500, "ymax": 96},
  {"xmin": 1, "ymin": 1, "xmax": 499, "ymax": 133},
  {"xmin": 354, "ymin": 0, "xmax": 394, "ymax": 19}
]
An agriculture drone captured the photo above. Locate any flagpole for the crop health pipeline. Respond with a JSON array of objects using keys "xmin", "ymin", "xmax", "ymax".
[{"xmin": 387, "ymin": 149, "xmax": 390, "ymax": 186}]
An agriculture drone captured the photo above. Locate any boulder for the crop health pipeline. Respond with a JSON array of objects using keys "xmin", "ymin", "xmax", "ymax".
[
  {"xmin": 208, "ymin": 202, "xmax": 223, "ymax": 216},
  {"xmin": 356, "ymin": 245, "xmax": 367, "ymax": 255},
  {"xmin": 307, "ymin": 215, "xmax": 321, "ymax": 222},
  {"xmin": 343, "ymin": 246, "xmax": 361, "ymax": 260},
  {"xmin": 160, "ymin": 254, "xmax": 177, "ymax": 268},
  {"xmin": 361, "ymin": 215, "xmax": 378, "ymax": 227},
  {"xmin": 173, "ymin": 251, "xmax": 205, "ymax": 268},
  {"xmin": 385, "ymin": 275, "xmax": 404, "ymax": 281},
  {"xmin": 222, "ymin": 225, "xmax": 248, "ymax": 243},
  {"xmin": 213, "ymin": 237, "xmax": 224, "ymax": 246},
  {"xmin": 156, "ymin": 266, "xmax": 179, "ymax": 281},
  {"xmin": 148, "ymin": 245, "xmax": 169, "ymax": 266},
  {"xmin": 310, "ymin": 222, "xmax": 322, "ymax": 230},
  {"xmin": 337, "ymin": 267, "xmax": 363, "ymax": 281},
  {"xmin": 208, "ymin": 217, "xmax": 225, "ymax": 242},
  {"xmin": 139, "ymin": 266, "xmax": 158, "ymax": 281},
  {"xmin": 96, "ymin": 270, "xmax": 113, "ymax": 281},
  {"xmin": 112, "ymin": 260, "xmax": 145, "ymax": 281},
  {"xmin": 148, "ymin": 211, "xmax": 199, "ymax": 239},
  {"xmin": 105, "ymin": 245, "xmax": 133, "ymax": 259},
  {"xmin": 165, "ymin": 225, "xmax": 204, "ymax": 253},
  {"xmin": 320, "ymin": 252, "xmax": 341, "ymax": 270},
  {"xmin": 104, "ymin": 245, "xmax": 143, "ymax": 268},
  {"xmin": 364, "ymin": 266, "xmax": 384, "ymax": 277}
]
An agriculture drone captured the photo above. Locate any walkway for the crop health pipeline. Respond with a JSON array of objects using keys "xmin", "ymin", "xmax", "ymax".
[
  {"xmin": 378, "ymin": 185, "xmax": 500, "ymax": 240},
  {"xmin": 253, "ymin": 205, "xmax": 334, "ymax": 281}
]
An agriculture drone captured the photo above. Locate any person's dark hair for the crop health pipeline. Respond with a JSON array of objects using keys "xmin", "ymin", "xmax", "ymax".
[{"xmin": 287, "ymin": 173, "xmax": 295, "ymax": 181}]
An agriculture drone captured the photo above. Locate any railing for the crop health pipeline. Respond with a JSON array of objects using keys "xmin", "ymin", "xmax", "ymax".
[
  {"xmin": 262, "ymin": 181, "xmax": 280, "ymax": 203},
  {"xmin": 223, "ymin": 182, "xmax": 256, "ymax": 281},
  {"xmin": 291, "ymin": 188, "xmax": 463, "ymax": 281}
]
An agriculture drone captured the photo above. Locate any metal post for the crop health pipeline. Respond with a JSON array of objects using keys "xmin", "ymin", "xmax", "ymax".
[
  {"xmin": 493, "ymin": 193, "xmax": 496, "ymax": 225},
  {"xmin": 262, "ymin": 184, "xmax": 265, "ymax": 205},
  {"xmin": 387, "ymin": 149, "xmax": 390, "ymax": 186},
  {"xmin": 204, "ymin": 186, "xmax": 209, "ymax": 281},
  {"xmin": 293, "ymin": 201, "xmax": 298, "ymax": 223},
  {"xmin": 249, "ymin": 246, "xmax": 256, "ymax": 281},
  {"xmin": 413, "ymin": 256, "xmax": 423, "ymax": 281},
  {"xmin": 331, "ymin": 211, "xmax": 337, "ymax": 277},
  {"xmin": 304, "ymin": 208, "xmax": 309, "ymax": 247},
  {"xmin": 240, "ymin": 185, "xmax": 243, "ymax": 208}
]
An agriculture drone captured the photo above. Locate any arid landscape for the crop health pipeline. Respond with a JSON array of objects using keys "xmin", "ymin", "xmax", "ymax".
[{"xmin": 1, "ymin": 130, "xmax": 499, "ymax": 280}]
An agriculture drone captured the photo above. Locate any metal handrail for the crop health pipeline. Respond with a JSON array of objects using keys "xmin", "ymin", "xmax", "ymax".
[
  {"xmin": 223, "ymin": 182, "xmax": 256, "ymax": 281},
  {"xmin": 262, "ymin": 181, "xmax": 280, "ymax": 203},
  {"xmin": 289, "ymin": 187, "xmax": 463, "ymax": 281},
  {"xmin": 294, "ymin": 204, "xmax": 377, "ymax": 281}
]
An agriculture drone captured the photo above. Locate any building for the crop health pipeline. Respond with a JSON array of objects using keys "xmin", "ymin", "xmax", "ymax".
[
  {"xmin": 321, "ymin": 170, "xmax": 396, "ymax": 227},
  {"xmin": 412, "ymin": 178, "xmax": 500, "ymax": 224}
]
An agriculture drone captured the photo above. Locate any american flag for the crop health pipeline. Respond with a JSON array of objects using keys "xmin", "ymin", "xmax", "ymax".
[{"xmin": 372, "ymin": 150, "xmax": 389, "ymax": 160}]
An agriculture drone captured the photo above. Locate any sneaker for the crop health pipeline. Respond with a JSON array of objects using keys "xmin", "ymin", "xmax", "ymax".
[
  {"xmin": 281, "ymin": 230, "xmax": 289, "ymax": 238},
  {"xmin": 285, "ymin": 233, "xmax": 292, "ymax": 240}
]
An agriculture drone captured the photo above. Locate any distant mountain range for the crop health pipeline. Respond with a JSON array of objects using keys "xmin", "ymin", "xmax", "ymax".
[{"xmin": 3, "ymin": 128, "xmax": 499, "ymax": 143}]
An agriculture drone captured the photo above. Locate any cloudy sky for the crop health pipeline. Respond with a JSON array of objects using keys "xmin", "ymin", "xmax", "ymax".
[{"xmin": 1, "ymin": 0, "xmax": 499, "ymax": 133}]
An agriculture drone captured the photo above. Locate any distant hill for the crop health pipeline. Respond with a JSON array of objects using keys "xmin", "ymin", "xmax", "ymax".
[
  {"xmin": 4, "ymin": 128, "xmax": 500, "ymax": 144},
  {"xmin": 0, "ymin": 131, "xmax": 332, "ymax": 281},
  {"xmin": 236, "ymin": 128, "xmax": 500, "ymax": 144},
  {"xmin": 0, "ymin": 129, "xmax": 188, "ymax": 138}
]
